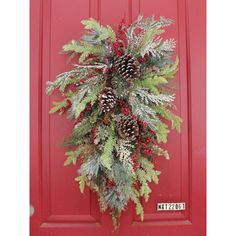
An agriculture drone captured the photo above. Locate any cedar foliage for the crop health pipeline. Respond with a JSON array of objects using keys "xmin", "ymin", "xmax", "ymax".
[{"xmin": 46, "ymin": 15, "xmax": 182, "ymax": 229}]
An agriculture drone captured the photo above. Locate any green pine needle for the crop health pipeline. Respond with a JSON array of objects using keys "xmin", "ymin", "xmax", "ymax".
[
  {"xmin": 81, "ymin": 18, "xmax": 116, "ymax": 42},
  {"xmin": 100, "ymin": 122, "xmax": 116, "ymax": 170},
  {"xmin": 49, "ymin": 99, "xmax": 69, "ymax": 115},
  {"xmin": 75, "ymin": 175, "xmax": 86, "ymax": 193},
  {"xmin": 154, "ymin": 105, "xmax": 182, "ymax": 132},
  {"xmin": 64, "ymin": 149, "xmax": 81, "ymax": 166}
]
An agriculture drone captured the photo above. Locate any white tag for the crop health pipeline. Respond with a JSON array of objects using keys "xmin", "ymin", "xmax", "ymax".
[{"xmin": 157, "ymin": 202, "xmax": 186, "ymax": 211}]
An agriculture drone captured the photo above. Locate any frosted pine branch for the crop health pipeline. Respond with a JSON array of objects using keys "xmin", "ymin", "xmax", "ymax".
[
  {"xmin": 135, "ymin": 88, "xmax": 175, "ymax": 105},
  {"xmin": 160, "ymin": 38, "xmax": 176, "ymax": 52},
  {"xmin": 157, "ymin": 16, "xmax": 175, "ymax": 27},
  {"xmin": 94, "ymin": 125, "xmax": 109, "ymax": 146},
  {"xmin": 115, "ymin": 139, "xmax": 135, "ymax": 174},
  {"xmin": 155, "ymin": 94, "xmax": 175, "ymax": 104},
  {"xmin": 73, "ymin": 62, "xmax": 108, "ymax": 69},
  {"xmin": 79, "ymin": 154, "xmax": 101, "ymax": 179},
  {"xmin": 46, "ymin": 68, "xmax": 89, "ymax": 95}
]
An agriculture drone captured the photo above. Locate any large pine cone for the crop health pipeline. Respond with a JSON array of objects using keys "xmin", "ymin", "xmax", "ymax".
[
  {"xmin": 117, "ymin": 116, "xmax": 139, "ymax": 140},
  {"xmin": 115, "ymin": 54, "xmax": 141, "ymax": 81},
  {"xmin": 100, "ymin": 87, "xmax": 117, "ymax": 113}
]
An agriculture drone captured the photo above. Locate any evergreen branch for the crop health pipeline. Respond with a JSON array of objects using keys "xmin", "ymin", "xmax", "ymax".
[
  {"xmin": 79, "ymin": 154, "xmax": 101, "ymax": 179},
  {"xmin": 70, "ymin": 84, "xmax": 90, "ymax": 116},
  {"xmin": 81, "ymin": 18, "xmax": 101, "ymax": 31},
  {"xmin": 126, "ymin": 15, "xmax": 174, "ymax": 56},
  {"xmin": 46, "ymin": 15, "xmax": 181, "ymax": 228},
  {"xmin": 73, "ymin": 118, "xmax": 93, "ymax": 137},
  {"xmin": 152, "ymin": 145, "xmax": 170, "ymax": 160},
  {"xmin": 63, "ymin": 40, "xmax": 107, "ymax": 63},
  {"xmin": 155, "ymin": 119, "xmax": 169, "ymax": 143},
  {"xmin": 139, "ymin": 28, "xmax": 164, "ymax": 57},
  {"xmin": 130, "ymin": 187, "xmax": 144, "ymax": 221},
  {"xmin": 115, "ymin": 139, "xmax": 135, "ymax": 174},
  {"xmin": 158, "ymin": 56, "xmax": 179, "ymax": 78},
  {"xmin": 140, "ymin": 37, "xmax": 162, "ymax": 57},
  {"xmin": 64, "ymin": 118, "xmax": 93, "ymax": 146},
  {"xmin": 75, "ymin": 92, "xmax": 97, "ymax": 118},
  {"xmin": 73, "ymin": 63, "xmax": 108, "ymax": 69},
  {"xmin": 72, "ymin": 80, "xmax": 105, "ymax": 118},
  {"xmin": 136, "ymin": 169, "xmax": 151, "ymax": 201},
  {"xmin": 157, "ymin": 16, "xmax": 175, "ymax": 27},
  {"xmin": 136, "ymin": 156, "xmax": 161, "ymax": 202},
  {"xmin": 160, "ymin": 38, "xmax": 176, "ymax": 52},
  {"xmin": 100, "ymin": 121, "xmax": 116, "ymax": 170},
  {"xmin": 75, "ymin": 175, "xmax": 86, "ymax": 193},
  {"xmin": 154, "ymin": 105, "xmax": 182, "ymax": 132},
  {"xmin": 46, "ymin": 68, "xmax": 89, "ymax": 95},
  {"xmin": 129, "ymin": 93, "xmax": 171, "ymax": 143},
  {"xmin": 94, "ymin": 125, "xmax": 109, "ymax": 145},
  {"xmin": 89, "ymin": 109, "xmax": 100, "ymax": 124},
  {"xmin": 64, "ymin": 149, "xmax": 81, "ymax": 166},
  {"xmin": 129, "ymin": 93, "xmax": 159, "ymax": 132},
  {"xmin": 135, "ymin": 76, "xmax": 168, "ymax": 95},
  {"xmin": 138, "ymin": 157, "xmax": 161, "ymax": 185},
  {"xmin": 81, "ymin": 18, "xmax": 116, "ymax": 42},
  {"xmin": 134, "ymin": 88, "xmax": 175, "ymax": 105},
  {"xmin": 49, "ymin": 99, "xmax": 69, "ymax": 115}
]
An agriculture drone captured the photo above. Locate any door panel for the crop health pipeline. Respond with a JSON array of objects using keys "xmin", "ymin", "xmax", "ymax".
[{"xmin": 30, "ymin": 0, "xmax": 206, "ymax": 235}]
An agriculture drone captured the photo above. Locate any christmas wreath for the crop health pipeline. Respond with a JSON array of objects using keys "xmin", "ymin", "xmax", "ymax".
[{"xmin": 46, "ymin": 15, "xmax": 182, "ymax": 228}]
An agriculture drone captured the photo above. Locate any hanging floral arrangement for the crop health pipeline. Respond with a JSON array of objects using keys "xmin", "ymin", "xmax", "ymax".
[{"xmin": 46, "ymin": 15, "xmax": 182, "ymax": 229}]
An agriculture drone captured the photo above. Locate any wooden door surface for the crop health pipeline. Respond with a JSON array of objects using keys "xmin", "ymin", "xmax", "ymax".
[{"xmin": 30, "ymin": 0, "xmax": 206, "ymax": 235}]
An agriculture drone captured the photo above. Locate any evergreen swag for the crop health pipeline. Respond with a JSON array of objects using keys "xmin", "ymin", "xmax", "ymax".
[{"xmin": 46, "ymin": 15, "xmax": 182, "ymax": 229}]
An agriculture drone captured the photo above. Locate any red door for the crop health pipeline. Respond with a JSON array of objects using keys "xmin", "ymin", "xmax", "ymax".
[{"xmin": 30, "ymin": 0, "xmax": 206, "ymax": 235}]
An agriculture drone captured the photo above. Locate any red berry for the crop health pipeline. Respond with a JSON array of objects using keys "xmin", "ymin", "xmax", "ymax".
[
  {"xmin": 90, "ymin": 137, "xmax": 94, "ymax": 144},
  {"xmin": 153, "ymin": 154, "xmax": 159, "ymax": 159},
  {"xmin": 112, "ymin": 42, "xmax": 124, "ymax": 56},
  {"xmin": 75, "ymin": 112, "xmax": 84, "ymax": 124},
  {"xmin": 148, "ymin": 150, "xmax": 153, "ymax": 155},
  {"xmin": 106, "ymin": 179, "xmax": 115, "ymax": 188},
  {"xmin": 132, "ymin": 114, "xmax": 138, "ymax": 119},
  {"xmin": 148, "ymin": 128, "xmax": 155, "ymax": 135},
  {"xmin": 133, "ymin": 163, "xmax": 140, "ymax": 172},
  {"xmin": 146, "ymin": 137, "xmax": 152, "ymax": 143},
  {"xmin": 131, "ymin": 154, "xmax": 137, "ymax": 161},
  {"xmin": 79, "ymin": 112, "xmax": 84, "ymax": 118},
  {"xmin": 119, "ymin": 100, "xmax": 125, "ymax": 106},
  {"xmin": 79, "ymin": 78, "xmax": 85, "ymax": 84},
  {"xmin": 141, "ymin": 143, "xmax": 147, "ymax": 148},
  {"xmin": 66, "ymin": 99, "xmax": 71, "ymax": 106},
  {"xmin": 135, "ymin": 148, "xmax": 140, "ymax": 154},
  {"xmin": 85, "ymin": 103, "xmax": 92, "ymax": 111},
  {"xmin": 104, "ymin": 68, "xmax": 112, "ymax": 74},
  {"xmin": 142, "ymin": 122, "xmax": 148, "ymax": 128},
  {"xmin": 92, "ymin": 127, "xmax": 96, "ymax": 133},
  {"xmin": 142, "ymin": 149, "xmax": 153, "ymax": 156},
  {"xmin": 89, "ymin": 127, "xmax": 96, "ymax": 144},
  {"xmin": 143, "ymin": 149, "xmax": 148, "ymax": 155},
  {"xmin": 121, "ymin": 107, "xmax": 130, "ymax": 116},
  {"xmin": 58, "ymin": 108, "xmax": 64, "ymax": 113},
  {"xmin": 137, "ymin": 118, "xmax": 142, "ymax": 123}
]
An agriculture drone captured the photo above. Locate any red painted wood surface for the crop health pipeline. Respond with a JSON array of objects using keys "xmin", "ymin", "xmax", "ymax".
[{"xmin": 30, "ymin": 0, "xmax": 206, "ymax": 235}]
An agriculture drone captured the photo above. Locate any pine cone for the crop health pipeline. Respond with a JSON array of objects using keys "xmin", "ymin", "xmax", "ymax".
[
  {"xmin": 100, "ymin": 87, "xmax": 117, "ymax": 113},
  {"xmin": 115, "ymin": 54, "xmax": 141, "ymax": 81},
  {"xmin": 117, "ymin": 116, "xmax": 139, "ymax": 140}
]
